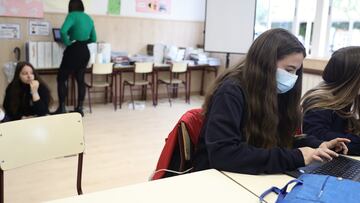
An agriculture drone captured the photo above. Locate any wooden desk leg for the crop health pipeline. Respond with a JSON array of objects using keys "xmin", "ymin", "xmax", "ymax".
[
  {"xmin": 152, "ymin": 72, "xmax": 155, "ymax": 106},
  {"xmin": 114, "ymin": 73, "xmax": 117, "ymax": 111},
  {"xmin": 188, "ymin": 69, "xmax": 191, "ymax": 102},
  {"xmin": 154, "ymin": 70, "xmax": 158, "ymax": 106},
  {"xmin": 200, "ymin": 68, "xmax": 205, "ymax": 96},
  {"xmin": 119, "ymin": 72, "xmax": 123, "ymax": 109}
]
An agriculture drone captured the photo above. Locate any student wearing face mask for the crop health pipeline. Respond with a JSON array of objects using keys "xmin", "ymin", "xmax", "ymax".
[
  {"xmin": 302, "ymin": 46, "xmax": 360, "ymax": 155},
  {"xmin": 193, "ymin": 28, "xmax": 350, "ymax": 174},
  {"xmin": 2, "ymin": 62, "xmax": 52, "ymax": 122}
]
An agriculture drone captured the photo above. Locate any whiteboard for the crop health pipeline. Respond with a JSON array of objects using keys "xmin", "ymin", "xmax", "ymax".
[{"xmin": 204, "ymin": 0, "xmax": 256, "ymax": 54}]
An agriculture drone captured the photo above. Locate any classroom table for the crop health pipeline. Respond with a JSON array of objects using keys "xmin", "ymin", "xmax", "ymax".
[
  {"xmin": 111, "ymin": 63, "xmax": 218, "ymax": 109},
  {"xmin": 37, "ymin": 63, "xmax": 218, "ymax": 110},
  {"xmin": 223, "ymin": 156, "xmax": 360, "ymax": 203},
  {"xmin": 44, "ymin": 169, "xmax": 259, "ymax": 203}
]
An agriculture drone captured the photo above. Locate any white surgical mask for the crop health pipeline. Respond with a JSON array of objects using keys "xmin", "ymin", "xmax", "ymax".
[{"xmin": 276, "ymin": 68, "xmax": 298, "ymax": 94}]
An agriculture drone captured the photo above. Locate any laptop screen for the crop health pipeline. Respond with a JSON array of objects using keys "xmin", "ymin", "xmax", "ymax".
[{"xmin": 52, "ymin": 28, "xmax": 62, "ymax": 42}]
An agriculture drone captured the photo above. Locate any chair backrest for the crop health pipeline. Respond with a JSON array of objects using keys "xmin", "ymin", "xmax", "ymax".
[
  {"xmin": 0, "ymin": 113, "xmax": 85, "ymax": 171},
  {"xmin": 150, "ymin": 108, "xmax": 204, "ymax": 180},
  {"xmin": 134, "ymin": 62, "xmax": 153, "ymax": 73},
  {"xmin": 92, "ymin": 63, "xmax": 114, "ymax": 75},
  {"xmin": 171, "ymin": 62, "xmax": 188, "ymax": 73}
]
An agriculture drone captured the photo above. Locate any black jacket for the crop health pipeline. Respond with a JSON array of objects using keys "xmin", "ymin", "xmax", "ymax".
[
  {"xmin": 194, "ymin": 79, "xmax": 321, "ymax": 174},
  {"xmin": 3, "ymin": 83, "xmax": 50, "ymax": 121},
  {"xmin": 303, "ymin": 109, "xmax": 360, "ymax": 155}
]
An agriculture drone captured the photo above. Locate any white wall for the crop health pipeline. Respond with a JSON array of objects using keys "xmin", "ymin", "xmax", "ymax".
[{"xmin": 43, "ymin": 0, "xmax": 206, "ymax": 22}]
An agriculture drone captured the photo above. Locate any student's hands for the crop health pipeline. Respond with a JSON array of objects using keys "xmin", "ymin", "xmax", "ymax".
[
  {"xmin": 30, "ymin": 80, "xmax": 40, "ymax": 101},
  {"xmin": 30, "ymin": 80, "xmax": 39, "ymax": 94},
  {"xmin": 299, "ymin": 147, "xmax": 339, "ymax": 165},
  {"xmin": 319, "ymin": 138, "xmax": 350, "ymax": 155}
]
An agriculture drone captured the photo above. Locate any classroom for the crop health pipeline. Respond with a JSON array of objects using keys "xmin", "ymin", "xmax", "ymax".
[{"xmin": 1, "ymin": 0, "xmax": 360, "ymax": 202}]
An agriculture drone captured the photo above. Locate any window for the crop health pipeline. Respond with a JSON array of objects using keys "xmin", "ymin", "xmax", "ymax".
[
  {"xmin": 328, "ymin": 0, "xmax": 360, "ymax": 54},
  {"xmin": 255, "ymin": 0, "xmax": 295, "ymax": 38},
  {"xmin": 254, "ymin": 0, "xmax": 360, "ymax": 58}
]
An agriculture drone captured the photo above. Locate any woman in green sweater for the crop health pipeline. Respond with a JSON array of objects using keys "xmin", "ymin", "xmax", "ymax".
[{"xmin": 54, "ymin": 0, "xmax": 97, "ymax": 116}]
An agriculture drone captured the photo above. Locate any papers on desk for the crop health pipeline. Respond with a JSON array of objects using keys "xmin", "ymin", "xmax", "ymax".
[
  {"xmin": 26, "ymin": 41, "xmax": 65, "ymax": 69},
  {"xmin": 88, "ymin": 43, "xmax": 97, "ymax": 65},
  {"xmin": 208, "ymin": 57, "xmax": 221, "ymax": 66},
  {"xmin": 52, "ymin": 42, "xmax": 63, "ymax": 67},
  {"xmin": 153, "ymin": 43, "xmax": 165, "ymax": 63},
  {"xmin": 87, "ymin": 42, "xmax": 112, "ymax": 65},
  {"xmin": 98, "ymin": 42, "xmax": 111, "ymax": 63},
  {"xmin": 130, "ymin": 54, "xmax": 154, "ymax": 62},
  {"xmin": 190, "ymin": 53, "xmax": 208, "ymax": 65}
]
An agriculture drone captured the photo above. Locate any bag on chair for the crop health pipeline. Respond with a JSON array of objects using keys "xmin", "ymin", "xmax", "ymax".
[{"xmin": 260, "ymin": 174, "xmax": 360, "ymax": 203}]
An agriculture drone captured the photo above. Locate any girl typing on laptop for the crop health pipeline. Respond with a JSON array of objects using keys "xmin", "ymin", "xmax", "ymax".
[{"xmin": 193, "ymin": 29, "xmax": 350, "ymax": 174}]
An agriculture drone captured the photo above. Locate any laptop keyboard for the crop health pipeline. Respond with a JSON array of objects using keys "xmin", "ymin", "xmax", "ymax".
[{"xmin": 310, "ymin": 156, "xmax": 360, "ymax": 181}]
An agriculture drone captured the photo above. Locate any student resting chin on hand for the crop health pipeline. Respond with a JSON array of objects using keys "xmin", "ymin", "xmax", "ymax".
[{"xmin": 2, "ymin": 62, "xmax": 52, "ymax": 122}]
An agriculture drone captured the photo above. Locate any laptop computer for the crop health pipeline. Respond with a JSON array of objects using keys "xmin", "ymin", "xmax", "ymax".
[
  {"xmin": 52, "ymin": 28, "xmax": 62, "ymax": 43},
  {"xmin": 286, "ymin": 155, "xmax": 360, "ymax": 182}
]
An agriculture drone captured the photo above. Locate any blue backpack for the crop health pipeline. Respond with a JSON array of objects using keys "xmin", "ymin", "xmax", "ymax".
[{"xmin": 260, "ymin": 174, "xmax": 360, "ymax": 203}]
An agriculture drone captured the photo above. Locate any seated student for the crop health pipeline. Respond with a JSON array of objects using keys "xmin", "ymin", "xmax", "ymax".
[
  {"xmin": 193, "ymin": 28, "xmax": 350, "ymax": 174},
  {"xmin": 2, "ymin": 61, "xmax": 52, "ymax": 122},
  {"xmin": 302, "ymin": 46, "xmax": 360, "ymax": 155}
]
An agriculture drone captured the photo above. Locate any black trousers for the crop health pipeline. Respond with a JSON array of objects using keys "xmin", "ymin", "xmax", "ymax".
[{"xmin": 57, "ymin": 41, "xmax": 90, "ymax": 106}]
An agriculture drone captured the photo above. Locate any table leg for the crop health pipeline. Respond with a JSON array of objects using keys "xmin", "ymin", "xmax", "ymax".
[
  {"xmin": 200, "ymin": 68, "xmax": 205, "ymax": 96},
  {"xmin": 114, "ymin": 73, "xmax": 117, "ymax": 110},
  {"xmin": 119, "ymin": 72, "xmax": 123, "ymax": 109}
]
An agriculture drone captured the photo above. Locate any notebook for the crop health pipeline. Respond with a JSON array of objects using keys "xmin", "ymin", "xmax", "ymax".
[{"xmin": 286, "ymin": 155, "xmax": 360, "ymax": 182}]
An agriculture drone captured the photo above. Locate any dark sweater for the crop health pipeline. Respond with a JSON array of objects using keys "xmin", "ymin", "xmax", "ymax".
[
  {"xmin": 194, "ymin": 79, "xmax": 320, "ymax": 174},
  {"xmin": 303, "ymin": 109, "xmax": 360, "ymax": 155},
  {"xmin": 3, "ymin": 83, "xmax": 50, "ymax": 121}
]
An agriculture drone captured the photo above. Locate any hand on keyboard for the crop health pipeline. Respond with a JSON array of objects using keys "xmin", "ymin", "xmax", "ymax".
[{"xmin": 319, "ymin": 138, "xmax": 350, "ymax": 155}]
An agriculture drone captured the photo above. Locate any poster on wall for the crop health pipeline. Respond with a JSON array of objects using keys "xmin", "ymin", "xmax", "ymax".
[
  {"xmin": 108, "ymin": 0, "xmax": 121, "ymax": 15},
  {"xmin": 29, "ymin": 20, "xmax": 50, "ymax": 36},
  {"xmin": 0, "ymin": 0, "xmax": 43, "ymax": 18},
  {"xmin": 136, "ymin": 0, "xmax": 171, "ymax": 14},
  {"xmin": 0, "ymin": 24, "xmax": 20, "ymax": 39}
]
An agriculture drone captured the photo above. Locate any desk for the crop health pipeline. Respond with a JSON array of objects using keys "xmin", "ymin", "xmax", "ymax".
[
  {"xmin": 114, "ymin": 63, "xmax": 218, "ymax": 109},
  {"xmin": 223, "ymin": 156, "xmax": 360, "ymax": 203},
  {"xmin": 45, "ymin": 169, "xmax": 259, "ymax": 203},
  {"xmin": 223, "ymin": 172, "xmax": 293, "ymax": 203},
  {"xmin": 38, "ymin": 64, "xmax": 218, "ymax": 110},
  {"xmin": 36, "ymin": 68, "xmax": 94, "ymax": 108}
]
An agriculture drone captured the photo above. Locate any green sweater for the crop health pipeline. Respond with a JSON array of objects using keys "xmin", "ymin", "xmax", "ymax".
[{"xmin": 60, "ymin": 11, "xmax": 97, "ymax": 46}]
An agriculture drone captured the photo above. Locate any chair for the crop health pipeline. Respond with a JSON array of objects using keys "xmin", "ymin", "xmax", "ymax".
[
  {"xmin": 156, "ymin": 62, "xmax": 189, "ymax": 106},
  {"xmin": 85, "ymin": 63, "xmax": 114, "ymax": 113},
  {"xmin": 0, "ymin": 113, "xmax": 85, "ymax": 202},
  {"xmin": 150, "ymin": 109, "xmax": 203, "ymax": 180},
  {"xmin": 121, "ymin": 62, "xmax": 154, "ymax": 109}
]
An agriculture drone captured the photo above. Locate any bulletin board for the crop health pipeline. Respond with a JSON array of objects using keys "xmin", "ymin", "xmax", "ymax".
[{"xmin": 0, "ymin": 0, "xmax": 44, "ymax": 18}]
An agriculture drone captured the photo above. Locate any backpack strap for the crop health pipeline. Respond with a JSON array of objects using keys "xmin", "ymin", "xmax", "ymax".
[{"xmin": 259, "ymin": 179, "xmax": 303, "ymax": 202}]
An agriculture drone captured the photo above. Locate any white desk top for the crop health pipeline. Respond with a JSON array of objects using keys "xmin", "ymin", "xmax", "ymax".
[
  {"xmin": 224, "ymin": 156, "xmax": 360, "ymax": 203},
  {"xmin": 224, "ymin": 172, "xmax": 293, "ymax": 203},
  {"xmin": 45, "ymin": 169, "xmax": 259, "ymax": 203}
]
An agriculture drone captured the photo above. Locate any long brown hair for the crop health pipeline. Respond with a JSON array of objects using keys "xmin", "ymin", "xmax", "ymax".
[
  {"xmin": 4, "ymin": 61, "xmax": 53, "ymax": 115},
  {"xmin": 302, "ymin": 46, "xmax": 360, "ymax": 135},
  {"xmin": 203, "ymin": 28, "xmax": 306, "ymax": 149}
]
